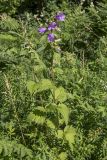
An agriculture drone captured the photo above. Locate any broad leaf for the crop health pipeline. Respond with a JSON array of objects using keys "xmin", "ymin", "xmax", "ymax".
[
  {"xmin": 27, "ymin": 112, "xmax": 45, "ymax": 125},
  {"xmin": 56, "ymin": 129, "xmax": 64, "ymax": 139},
  {"xmin": 26, "ymin": 81, "xmax": 38, "ymax": 94},
  {"xmin": 55, "ymin": 87, "xmax": 67, "ymax": 103},
  {"xmin": 64, "ymin": 125, "xmax": 76, "ymax": 146},
  {"xmin": 58, "ymin": 104, "xmax": 70, "ymax": 125},
  {"xmin": 46, "ymin": 119, "xmax": 56, "ymax": 129},
  {"xmin": 38, "ymin": 79, "xmax": 55, "ymax": 92},
  {"xmin": 58, "ymin": 152, "xmax": 68, "ymax": 160}
]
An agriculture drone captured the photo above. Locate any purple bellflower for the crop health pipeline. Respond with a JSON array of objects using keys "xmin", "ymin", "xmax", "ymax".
[
  {"xmin": 56, "ymin": 12, "xmax": 65, "ymax": 21},
  {"xmin": 48, "ymin": 33, "xmax": 55, "ymax": 42},
  {"xmin": 38, "ymin": 27, "xmax": 47, "ymax": 33},
  {"xmin": 48, "ymin": 22, "xmax": 57, "ymax": 30}
]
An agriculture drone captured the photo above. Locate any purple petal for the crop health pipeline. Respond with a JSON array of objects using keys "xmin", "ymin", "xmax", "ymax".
[
  {"xmin": 48, "ymin": 22, "xmax": 57, "ymax": 30},
  {"xmin": 56, "ymin": 12, "xmax": 65, "ymax": 21},
  {"xmin": 38, "ymin": 27, "xmax": 47, "ymax": 33},
  {"xmin": 48, "ymin": 33, "xmax": 55, "ymax": 42}
]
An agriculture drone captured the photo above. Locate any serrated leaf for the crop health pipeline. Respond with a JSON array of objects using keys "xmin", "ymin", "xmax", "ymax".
[
  {"xmin": 26, "ymin": 81, "xmax": 38, "ymax": 94},
  {"xmin": 56, "ymin": 130, "xmax": 64, "ymax": 139},
  {"xmin": 20, "ymin": 147, "xmax": 26, "ymax": 158},
  {"xmin": 38, "ymin": 79, "xmax": 55, "ymax": 92},
  {"xmin": 64, "ymin": 125, "xmax": 76, "ymax": 146},
  {"xmin": 27, "ymin": 112, "xmax": 36, "ymax": 122},
  {"xmin": 58, "ymin": 104, "xmax": 70, "ymax": 125},
  {"xmin": 58, "ymin": 152, "xmax": 68, "ymax": 160},
  {"xmin": 46, "ymin": 119, "xmax": 56, "ymax": 129},
  {"xmin": 55, "ymin": 87, "xmax": 67, "ymax": 103},
  {"xmin": 53, "ymin": 67, "xmax": 63, "ymax": 75},
  {"xmin": 35, "ymin": 106, "xmax": 46, "ymax": 112},
  {"xmin": 27, "ymin": 112, "xmax": 45, "ymax": 125},
  {"xmin": 35, "ymin": 115, "xmax": 45, "ymax": 125}
]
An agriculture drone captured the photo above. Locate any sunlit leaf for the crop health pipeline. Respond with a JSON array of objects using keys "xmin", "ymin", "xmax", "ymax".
[
  {"xmin": 64, "ymin": 125, "xmax": 76, "ymax": 146},
  {"xmin": 26, "ymin": 81, "xmax": 38, "ymax": 94},
  {"xmin": 55, "ymin": 87, "xmax": 67, "ymax": 103},
  {"xmin": 58, "ymin": 152, "xmax": 68, "ymax": 160},
  {"xmin": 58, "ymin": 104, "xmax": 70, "ymax": 125}
]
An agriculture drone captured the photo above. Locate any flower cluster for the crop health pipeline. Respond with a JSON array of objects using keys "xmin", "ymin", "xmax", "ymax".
[{"xmin": 38, "ymin": 12, "xmax": 65, "ymax": 42}]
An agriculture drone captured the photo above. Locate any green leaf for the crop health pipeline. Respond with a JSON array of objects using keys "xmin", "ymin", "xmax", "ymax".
[
  {"xmin": 33, "ymin": 115, "xmax": 45, "ymax": 125},
  {"xmin": 3, "ymin": 144, "xmax": 8, "ymax": 156},
  {"xmin": 0, "ymin": 145, "xmax": 2, "ymax": 154},
  {"xmin": 58, "ymin": 104, "xmax": 70, "ymax": 125},
  {"xmin": 56, "ymin": 130, "xmax": 64, "ymax": 139},
  {"xmin": 97, "ymin": 106, "xmax": 106, "ymax": 117},
  {"xmin": 53, "ymin": 52, "xmax": 61, "ymax": 66},
  {"xmin": 64, "ymin": 125, "xmax": 76, "ymax": 146},
  {"xmin": 53, "ymin": 67, "xmax": 64, "ymax": 75},
  {"xmin": 0, "ymin": 34, "xmax": 17, "ymax": 42},
  {"xmin": 46, "ymin": 119, "xmax": 56, "ymax": 129},
  {"xmin": 27, "ymin": 79, "xmax": 54, "ymax": 94},
  {"xmin": 20, "ymin": 147, "xmax": 26, "ymax": 158},
  {"xmin": 35, "ymin": 106, "xmax": 46, "ymax": 112},
  {"xmin": 58, "ymin": 152, "xmax": 68, "ymax": 160},
  {"xmin": 27, "ymin": 112, "xmax": 45, "ymax": 125},
  {"xmin": 27, "ymin": 112, "xmax": 35, "ymax": 122},
  {"xmin": 26, "ymin": 81, "xmax": 38, "ymax": 94},
  {"xmin": 55, "ymin": 87, "xmax": 67, "ymax": 103},
  {"xmin": 38, "ymin": 79, "xmax": 55, "ymax": 92}
]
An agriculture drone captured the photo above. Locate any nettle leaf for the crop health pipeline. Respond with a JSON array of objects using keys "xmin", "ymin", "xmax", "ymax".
[
  {"xmin": 27, "ymin": 112, "xmax": 57, "ymax": 129},
  {"xmin": 58, "ymin": 152, "xmax": 68, "ymax": 160},
  {"xmin": 58, "ymin": 104, "xmax": 70, "ymax": 125},
  {"xmin": 34, "ymin": 115, "xmax": 46, "ymax": 125},
  {"xmin": 56, "ymin": 129, "xmax": 64, "ymax": 139},
  {"xmin": 20, "ymin": 147, "xmax": 26, "ymax": 158},
  {"xmin": 45, "ymin": 103, "xmax": 57, "ymax": 113},
  {"xmin": 35, "ymin": 106, "xmax": 46, "ymax": 113},
  {"xmin": 46, "ymin": 119, "xmax": 56, "ymax": 129},
  {"xmin": 27, "ymin": 112, "xmax": 45, "ymax": 125},
  {"xmin": 27, "ymin": 79, "xmax": 55, "ymax": 94},
  {"xmin": 27, "ymin": 112, "xmax": 35, "ymax": 122},
  {"xmin": 26, "ymin": 81, "xmax": 38, "ymax": 94},
  {"xmin": 55, "ymin": 87, "xmax": 67, "ymax": 103},
  {"xmin": 53, "ymin": 67, "xmax": 64, "ymax": 75},
  {"xmin": 38, "ymin": 79, "xmax": 55, "ymax": 92},
  {"xmin": 64, "ymin": 125, "xmax": 76, "ymax": 146}
]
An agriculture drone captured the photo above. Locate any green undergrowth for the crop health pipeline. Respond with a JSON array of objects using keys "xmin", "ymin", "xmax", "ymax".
[{"xmin": 0, "ymin": 1, "xmax": 107, "ymax": 160}]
